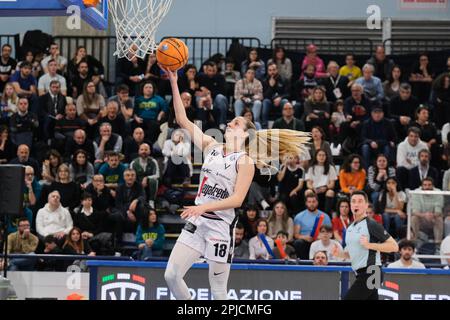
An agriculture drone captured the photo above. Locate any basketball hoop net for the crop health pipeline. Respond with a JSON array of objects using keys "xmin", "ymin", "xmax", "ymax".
[{"xmin": 108, "ymin": 0, "xmax": 173, "ymax": 60}]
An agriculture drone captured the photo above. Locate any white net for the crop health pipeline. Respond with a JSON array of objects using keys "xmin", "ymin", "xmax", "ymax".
[{"xmin": 108, "ymin": 0, "xmax": 173, "ymax": 60}]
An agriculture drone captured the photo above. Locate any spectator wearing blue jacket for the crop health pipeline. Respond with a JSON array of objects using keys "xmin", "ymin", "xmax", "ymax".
[
  {"xmin": 293, "ymin": 193, "xmax": 331, "ymax": 259},
  {"xmin": 135, "ymin": 207, "xmax": 165, "ymax": 259}
]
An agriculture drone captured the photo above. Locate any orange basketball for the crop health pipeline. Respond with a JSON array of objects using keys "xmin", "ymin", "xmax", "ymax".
[{"xmin": 156, "ymin": 38, "xmax": 189, "ymax": 71}]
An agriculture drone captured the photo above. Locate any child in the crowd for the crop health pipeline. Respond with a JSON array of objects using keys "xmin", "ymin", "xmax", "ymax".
[{"xmin": 135, "ymin": 207, "xmax": 166, "ymax": 260}]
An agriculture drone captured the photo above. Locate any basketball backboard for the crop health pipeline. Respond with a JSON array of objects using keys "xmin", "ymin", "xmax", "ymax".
[{"xmin": 0, "ymin": 0, "xmax": 108, "ymax": 30}]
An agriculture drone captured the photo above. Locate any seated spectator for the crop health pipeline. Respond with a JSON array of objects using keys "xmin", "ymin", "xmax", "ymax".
[
  {"xmin": 85, "ymin": 174, "xmax": 115, "ymax": 214},
  {"xmin": 23, "ymin": 165, "xmax": 41, "ymax": 224},
  {"xmin": 0, "ymin": 83, "xmax": 18, "ymax": 126},
  {"xmin": 162, "ymin": 129, "xmax": 191, "ymax": 186},
  {"xmin": 222, "ymin": 59, "xmax": 241, "ymax": 100},
  {"xmin": 72, "ymin": 193, "xmax": 107, "ymax": 252},
  {"xmin": 366, "ymin": 45, "xmax": 395, "ymax": 82},
  {"xmin": 396, "ymin": 127, "xmax": 429, "ymax": 189},
  {"xmin": 375, "ymin": 177, "xmax": 406, "ymax": 239},
  {"xmin": 355, "ymin": 64, "xmax": 384, "ymax": 103},
  {"xmin": 267, "ymin": 47, "xmax": 293, "ymax": 85},
  {"xmin": 262, "ymin": 62, "xmax": 289, "ymax": 128},
  {"xmin": 339, "ymin": 53, "xmax": 362, "ymax": 85},
  {"xmin": 360, "ymin": 106, "xmax": 396, "ymax": 167},
  {"xmin": 40, "ymin": 149, "xmax": 63, "ymax": 186},
  {"xmin": 62, "ymin": 227, "xmax": 95, "ymax": 270},
  {"xmin": 367, "ymin": 154, "xmax": 396, "ymax": 204},
  {"xmin": 10, "ymin": 61, "xmax": 38, "ymax": 114},
  {"xmin": 38, "ymin": 80, "xmax": 67, "ymax": 141},
  {"xmin": 293, "ymin": 63, "xmax": 319, "ymax": 113},
  {"xmin": 123, "ymin": 127, "xmax": 148, "ymax": 163},
  {"xmin": 249, "ymin": 219, "xmax": 275, "ymax": 260},
  {"xmin": 110, "ymin": 169, "xmax": 146, "ymax": 238},
  {"xmin": 240, "ymin": 48, "xmax": 266, "ymax": 81},
  {"xmin": 64, "ymin": 129, "xmax": 95, "ymax": 163},
  {"xmin": 409, "ymin": 53, "xmax": 435, "ymax": 103},
  {"xmin": 409, "ymin": 105, "xmax": 439, "ymax": 168},
  {"xmin": 303, "ymin": 86, "xmax": 330, "ymax": 132},
  {"xmin": 387, "ymin": 239, "xmax": 425, "ymax": 269},
  {"xmin": 432, "ymin": 73, "xmax": 450, "ymax": 128},
  {"xmin": 69, "ymin": 149, "xmax": 95, "ymax": 189},
  {"xmin": 272, "ymin": 102, "xmax": 305, "ymax": 132},
  {"xmin": 76, "ymin": 81, "xmax": 106, "ymax": 137},
  {"xmin": 241, "ymin": 108, "xmax": 262, "ymax": 131},
  {"xmin": 247, "ymin": 164, "xmax": 277, "ymax": 210},
  {"xmin": 99, "ymin": 151, "xmax": 126, "ymax": 190},
  {"xmin": 36, "ymin": 190, "xmax": 73, "ymax": 241},
  {"xmin": 7, "ymin": 217, "xmax": 39, "ymax": 271},
  {"xmin": 308, "ymin": 126, "xmax": 333, "ymax": 164},
  {"xmin": 41, "ymin": 43, "xmax": 67, "ymax": 74},
  {"xmin": 42, "ymin": 164, "xmax": 81, "ymax": 212},
  {"xmin": 388, "ymin": 83, "xmax": 419, "ymax": 140},
  {"xmin": 312, "ymin": 250, "xmax": 329, "ymax": 266},
  {"xmin": 135, "ymin": 207, "xmax": 165, "ymax": 260},
  {"xmin": 410, "ymin": 177, "xmax": 444, "ymax": 244},
  {"xmin": 267, "ymin": 201, "xmax": 294, "ymax": 241},
  {"xmin": 277, "ymin": 153, "xmax": 305, "ymax": 215},
  {"xmin": 293, "ymin": 193, "xmax": 332, "ymax": 259},
  {"xmin": 116, "ymin": 54, "xmax": 147, "ymax": 97},
  {"xmin": 166, "ymin": 91, "xmax": 197, "ymax": 133},
  {"xmin": 9, "ymin": 144, "xmax": 40, "ymax": 178},
  {"xmin": 38, "ymin": 59, "xmax": 67, "ymax": 96},
  {"xmin": 367, "ymin": 203, "xmax": 383, "ymax": 224},
  {"xmin": 99, "ymin": 100, "xmax": 127, "ymax": 137},
  {"xmin": 0, "ymin": 44, "xmax": 17, "ymax": 93},
  {"xmin": 321, "ymin": 61, "xmax": 350, "ymax": 103},
  {"xmin": 332, "ymin": 198, "xmax": 353, "ymax": 244},
  {"xmin": 68, "ymin": 46, "xmax": 105, "ymax": 96},
  {"xmin": 301, "ymin": 44, "xmax": 327, "ymax": 78},
  {"xmin": 0, "ymin": 125, "xmax": 16, "ymax": 164},
  {"xmin": 233, "ymin": 223, "xmax": 250, "ymax": 259},
  {"xmin": 239, "ymin": 205, "xmax": 260, "ymax": 241},
  {"xmin": 408, "ymin": 149, "xmax": 440, "ymax": 190},
  {"xmin": 196, "ymin": 61, "xmax": 228, "ymax": 131},
  {"xmin": 341, "ymin": 83, "xmax": 372, "ymax": 153},
  {"xmin": 305, "ymin": 149, "xmax": 337, "ymax": 214},
  {"xmin": 93, "ymin": 122, "xmax": 123, "ymax": 166},
  {"xmin": 53, "ymin": 100, "xmax": 86, "ymax": 153},
  {"xmin": 309, "ymin": 225, "xmax": 344, "ymax": 261},
  {"xmin": 234, "ymin": 68, "xmax": 263, "ymax": 124},
  {"xmin": 133, "ymin": 80, "xmax": 168, "ymax": 144},
  {"xmin": 329, "ymin": 99, "xmax": 346, "ymax": 144},
  {"xmin": 20, "ymin": 51, "xmax": 43, "ymax": 80},
  {"xmin": 383, "ymin": 65, "xmax": 402, "ymax": 102},
  {"xmin": 9, "ymin": 97, "xmax": 39, "ymax": 148},
  {"xmin": 37, "ymin": 235, "xmax": 64, "ymax": 271},
  {"xmin": 108, "ymin": 84, "xmax": 134, "ymax": 122},
  {"xmin": 178, "ymin": 64, "xmax": 200, "ymax": 97},
  {"xmin": 130, "ymin": 143, "xmax": 160, "ymax": 205},
  {"xmin": 273, "ymin": 231, "xmax": 297, "ymax": 260},
  {"xmin": 339, "ymin": 154, "xmax": 366, "ymax": 195}
]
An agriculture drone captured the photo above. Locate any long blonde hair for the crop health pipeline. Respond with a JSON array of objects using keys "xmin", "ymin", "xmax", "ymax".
[
  {"xmin": 2, "ymin": 83, "xmax": 18, "ymax": 105},
  {"xmin": 245, "ymin": 120, "xmax": 310, "ymax": 169}
]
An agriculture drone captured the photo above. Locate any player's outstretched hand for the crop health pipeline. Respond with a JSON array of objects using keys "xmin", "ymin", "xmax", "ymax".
[
  {"xmin": 181, "ymin": 205, "xmax": 205, "ymax": 220},
  {"xmin": 158, "ymin": 64, "xmax": 178, "ymax": 82}
]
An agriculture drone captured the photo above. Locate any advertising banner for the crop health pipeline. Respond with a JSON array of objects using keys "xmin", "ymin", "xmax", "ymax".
[{"xmin": 94, "ymin": 266, "xmax": 341, "ymax": 300}]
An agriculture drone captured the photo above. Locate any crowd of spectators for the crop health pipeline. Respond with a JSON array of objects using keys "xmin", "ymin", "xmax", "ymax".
[{"xmin": 0, "ymin": 39, "xmax": 450, "ymax": 271}]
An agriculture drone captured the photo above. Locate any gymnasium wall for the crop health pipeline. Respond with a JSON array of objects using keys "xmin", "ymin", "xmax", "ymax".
[{"xmin": 0, "ymin": 0, "xmax": 448, "ymax": 44}]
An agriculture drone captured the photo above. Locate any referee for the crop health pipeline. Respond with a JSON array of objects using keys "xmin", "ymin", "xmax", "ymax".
[{"xmin": 332, "ymin": 191, "xmax": 399, "ymax": 300}]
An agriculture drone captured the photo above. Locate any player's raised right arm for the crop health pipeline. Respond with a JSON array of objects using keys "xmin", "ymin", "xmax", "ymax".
[{"xmin": 164, "ymin": 67, "xmax": 217, "ymax": 151}]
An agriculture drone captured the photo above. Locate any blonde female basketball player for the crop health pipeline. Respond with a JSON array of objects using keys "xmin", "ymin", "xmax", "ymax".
[{"xmin": 162, "ymin": 67, "xmax": 309, "ymax": 300}]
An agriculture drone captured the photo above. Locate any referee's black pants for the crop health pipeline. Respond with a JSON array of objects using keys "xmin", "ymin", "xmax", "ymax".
[{"xmin": 344, "ymin": 268, "xmax": 383, "ymax": 300}]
